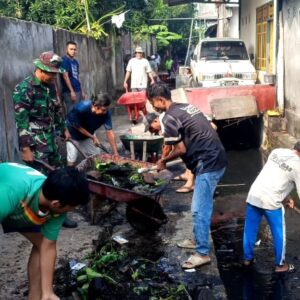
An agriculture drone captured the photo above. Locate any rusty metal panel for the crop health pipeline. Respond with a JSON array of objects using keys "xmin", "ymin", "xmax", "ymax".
[
  {"xmin": 210, "ymin": 96, "xmax": 258, "ymax": 120},
  {"xmin": 184, "ymin": 84, "xmax": 276, "ymax": 117}
]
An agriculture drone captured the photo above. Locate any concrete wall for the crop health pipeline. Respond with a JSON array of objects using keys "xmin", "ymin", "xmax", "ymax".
[
  {"xmin": 0, "ymin": 17, "xmax": 54, "ymax": 162},
  {"xmin": 240, "ymin": 0, "xmax": 269, "ymax": 55},
  {"xmin": 240, "ymin": 0, "xmax": 276, "ymax": 84},
  {"xmin": 0, "ymin": 16, "xmax": 125, "ymax": 161},
  {"xmin": 282, "ymin": 0, "xmax": 300, "ymax": 138}
]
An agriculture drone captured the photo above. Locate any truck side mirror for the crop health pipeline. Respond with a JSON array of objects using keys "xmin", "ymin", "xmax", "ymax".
[{"xmin": 249, "ymin": 53, "xmax": 254, "ymax": 61}]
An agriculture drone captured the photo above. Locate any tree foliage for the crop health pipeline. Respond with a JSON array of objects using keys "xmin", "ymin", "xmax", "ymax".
[{"xmin": 0, "ymin": 0, "xmax": 195, "ymax": 53}]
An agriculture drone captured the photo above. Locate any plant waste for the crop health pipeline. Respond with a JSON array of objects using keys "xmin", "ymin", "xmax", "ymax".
[
  {"xmin": 75, "ymin": 241, "xmax": 190, "ymax": 300},
  {"xmin": 93, "ymin": 160, "xmax": 166, "ymax": 194}
]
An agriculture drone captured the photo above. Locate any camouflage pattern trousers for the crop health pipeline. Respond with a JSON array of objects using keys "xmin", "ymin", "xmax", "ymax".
[{"xmin": 26, "ymin": 131, "xmax": 65, "ymax": 175}]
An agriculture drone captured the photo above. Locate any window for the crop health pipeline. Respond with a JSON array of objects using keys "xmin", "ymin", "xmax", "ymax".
[{"xmin": 256, "ymin": 2, "xmax": 274, "ymax": 70}]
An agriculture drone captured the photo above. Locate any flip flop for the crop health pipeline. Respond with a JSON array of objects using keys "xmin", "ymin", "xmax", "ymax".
[
  {"xmin": 275, "ymin": 263, "xmax": 296, "ymax": 274},
  {"xmin": 177, "ymin": 239, "xmax": 196, "ymax": 249},
  {"xmin": 242, "ymin": 259, "xmax": 254, "ymax": 268},
  {"xmin": 176, "ymin": 186, "xmax": 194, "ymax": 193},
  {"xmin": 173, "ymin": 174, "xmax": 188, "ymax": 181},
  {"xmin": 182, "ymin": 254, "xmax": 211, "ymax": 269}
]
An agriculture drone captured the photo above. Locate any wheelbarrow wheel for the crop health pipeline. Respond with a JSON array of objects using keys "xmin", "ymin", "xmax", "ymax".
[{"xmin": 126, "ymin": 198, "xmax": 168, "ymax": 233}]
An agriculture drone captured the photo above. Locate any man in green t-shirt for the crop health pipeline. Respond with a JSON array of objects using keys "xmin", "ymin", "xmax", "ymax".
[{"xmin": 0, "ymin": 162, "xmax": 90, "ymax": 300}]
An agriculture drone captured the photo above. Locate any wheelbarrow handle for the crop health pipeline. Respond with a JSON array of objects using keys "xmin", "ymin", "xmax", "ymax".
[
  {"xmin": 96, "ymin": 143, "xmax": 110, "ymax": 154},
  {"xmin": 33, "ymin": 159, "xmax": 56, "ymax": 172},
  {"xmin": 67, "ymin": 138, "xmax": 88, "ymax": 159}
]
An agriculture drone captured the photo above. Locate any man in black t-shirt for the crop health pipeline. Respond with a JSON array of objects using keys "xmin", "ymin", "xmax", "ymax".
[{"xmin": 146, "ymin": 83, "xmax": 227, "ymax": 269}]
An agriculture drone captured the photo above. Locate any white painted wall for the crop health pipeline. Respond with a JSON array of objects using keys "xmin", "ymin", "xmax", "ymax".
[
  {"xmin": 228, "ymin": 7, "xmax": 239, "ymax": 38},
  {"xmin": 240, "ymin": 0, "xmax": 276, "ymax": 83}
]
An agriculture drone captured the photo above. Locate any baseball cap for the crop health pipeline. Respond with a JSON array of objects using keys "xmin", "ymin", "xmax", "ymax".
[
  {"xmin": 143, "ymin": 112, "xmax": 159, "ymax": 132},
  {"xmin": 34, "ymin": 51, "xmax": 65, "ymax": 73}
]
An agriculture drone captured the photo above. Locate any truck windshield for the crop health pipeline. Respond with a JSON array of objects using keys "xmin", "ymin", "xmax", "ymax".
[{"xmin": 200, "ymin": 41, "xmax": 249, "ymax": 60}]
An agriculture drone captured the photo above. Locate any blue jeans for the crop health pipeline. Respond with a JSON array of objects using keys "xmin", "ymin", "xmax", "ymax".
[
  {"xmin": 192, "ymin": 167, "xmax": 226, "ymax": 256},
  {"xmin": 243, "ymin": 203, "xmax": 286, "ymax": 266}
]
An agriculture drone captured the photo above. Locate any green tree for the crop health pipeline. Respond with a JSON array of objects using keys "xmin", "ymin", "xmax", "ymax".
[{"xmin": 0, "ymin": 0, "xmax": 195, "ymax": 54}]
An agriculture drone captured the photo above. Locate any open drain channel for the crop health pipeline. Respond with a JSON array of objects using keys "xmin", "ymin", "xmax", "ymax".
[{"xmin": 211, "ymin": 217, "xmax": 294, "ymax": 299}]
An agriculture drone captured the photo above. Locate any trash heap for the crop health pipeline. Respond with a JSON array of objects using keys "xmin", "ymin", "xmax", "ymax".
[{"xmin": 70, "ymin": 241, "xmax": 190, "ymax": 300}]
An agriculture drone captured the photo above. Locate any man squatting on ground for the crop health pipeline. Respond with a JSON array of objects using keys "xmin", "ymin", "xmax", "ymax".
[
  {"xmin": 61, "ymin": 41, "xmax": 84, "ymax": 113},
  {"xmin": 243, "ymin": 142, "xmax": 300, "ymax": 273},
  {"xmin": 66, "ymin": 94, "xmax": 119, "ymax": 166},
  {"xmin": 146, "ymin": 83, "xmax": 227, "ymax": 269},
  {"xmin": 0, "ymin": 163, "xmax": 90, "ymax": 300}
]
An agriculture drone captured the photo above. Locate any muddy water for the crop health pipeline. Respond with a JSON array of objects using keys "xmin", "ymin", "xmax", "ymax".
[{"xmin": 212, "ymin": 149, "xmax": 300, "ymax": 299}]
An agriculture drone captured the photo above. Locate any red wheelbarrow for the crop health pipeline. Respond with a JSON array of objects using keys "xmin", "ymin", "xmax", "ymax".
[
  {"xmin": 76, "ymin": 154, "xmax": 170, "ymax": 232},
  {"xmin": 117, "ymin": 91, "xmax": 147, "ymax": 123}
]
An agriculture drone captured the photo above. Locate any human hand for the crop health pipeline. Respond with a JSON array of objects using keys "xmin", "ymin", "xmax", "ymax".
[
  {"xmin": 21, "ymin": 147, "xmax": 34, "ymax": 162},
  {"xmin": 156, "ymin": 159, "xmax": 166, "ymax": 172},
  {"xmin": 150, "ymin": 79, "xmax": 155, "ymax": 85},
  {"xmin": 70, "ymin": 91, "xmax": 77, "ymax": 102},
  {"xmin": 41, "ymin": 293, "xmax": 60, "ymax": 300},
  {"xmin": 123, "ymin": 82, "xmax": 128, "ymax": 91},
  {"xmin": 285, "ymin": 198, "xmax": 295, "ymax": 209},
  {"xmin": 63, "ymin": 129, "xmax": 71, "ymax": 141}
]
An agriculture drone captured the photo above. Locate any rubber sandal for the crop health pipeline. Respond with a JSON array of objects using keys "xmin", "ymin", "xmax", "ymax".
[
  {"xmin": 275, "ymin": 263, "xmax": 296, "ymax": 274},
  {"xmin": 242, "ymin": 259, "xmax": 254, "ymax": 268},
  {"xmin": 176, "ymin": 186, "xmax": 194, "ymax": 193},
  {"xmin": 173, "ymin": 175, "xmax": 188, "ymax": 181},
  {"xmin": 177, "ymin": 239, "xmax": 196, "ymax": 249},
  {"xmin": 182, "ymin": 254, "xmax": 211, "ymax": 269}
]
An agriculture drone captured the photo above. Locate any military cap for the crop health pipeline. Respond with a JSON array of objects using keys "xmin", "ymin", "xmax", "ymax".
[{"xmin": 34, "ymin": 51, "xmax": 65, "ymax": 73}]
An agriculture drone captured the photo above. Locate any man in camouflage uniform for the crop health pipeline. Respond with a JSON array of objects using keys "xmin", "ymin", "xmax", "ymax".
[
  {"xmin": 13, "ymin": 51, "xmax": 79, "ymax": 228},
  {"xmin": 13, "ymin": 51, "xmax": 70, "ymax": 170}
]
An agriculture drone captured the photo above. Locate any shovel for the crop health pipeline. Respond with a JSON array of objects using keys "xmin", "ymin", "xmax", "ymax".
[
  {"xmin": 137, "ymin": 158, "xmax": 182, "ymax": 174},
  {"xmin": 96, "ymin": 143, "xmax": 110, "ymax": 154}
]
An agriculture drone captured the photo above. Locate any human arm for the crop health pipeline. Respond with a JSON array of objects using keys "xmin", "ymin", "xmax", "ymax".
[
  {"xmin": 105, "ymin": 130, "xmax": 118, "ymax": 156},
  {"xmin": 13, "ymin": 82, "xmax": 36, "ymax": 161},
  {"xmin": 123, "ymin": 71, "xmax": 131, "ymax": 91},
  {"xmin": 146, "ymin": 61, "xmax": 155, "ymax": 84},
  {"xmin": 62, "ymin": 72, "xmax": 77, "ymax": 102},
  {"xmin": 157, "ymin": 142, "xmax": 186, "ymax": 171},
  {"xmin": 148, "ymin": 71, "xmax": 155, "ymax": 85},
  {"xmin": 73, "ymin": 126, "xmax": 100, "ymax": 145},
  {"xmin": 161, "ymin": 145, "xmax": 172, "ymax": 159}
]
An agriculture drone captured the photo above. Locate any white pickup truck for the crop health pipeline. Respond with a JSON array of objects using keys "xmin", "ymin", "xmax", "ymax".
[{"xmin": 190, "ymin": 38, "xmax": 257, "ymax": 87}]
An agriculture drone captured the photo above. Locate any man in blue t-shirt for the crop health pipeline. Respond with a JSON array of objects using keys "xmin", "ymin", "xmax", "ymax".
[
  {"xmin": 61, "ymin": 41, "xmax": 83, "ymax": 113},
  {"xmin": 66, "ymin": 94, "xmax": 119, "ymax": 166}
]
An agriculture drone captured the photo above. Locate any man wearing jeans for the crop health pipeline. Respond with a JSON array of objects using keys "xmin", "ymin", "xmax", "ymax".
[{"xmin": 146, "ymin": 83, "xmax": 227, "ymax": 269}]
